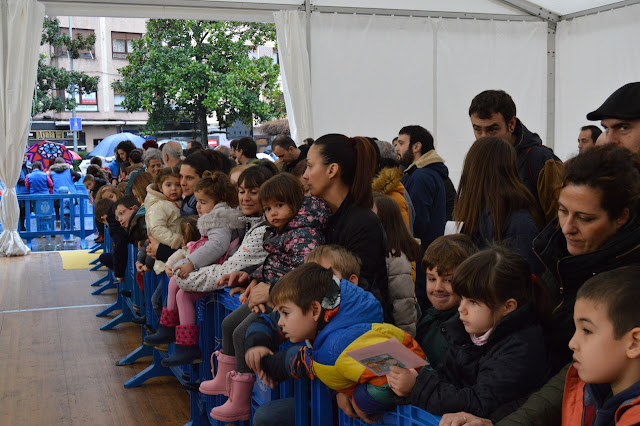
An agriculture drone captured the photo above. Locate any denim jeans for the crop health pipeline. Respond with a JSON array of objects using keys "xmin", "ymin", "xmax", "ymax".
[{"xmin": 252, "ymin": 397, "xmax": 295, "ymax": 426}]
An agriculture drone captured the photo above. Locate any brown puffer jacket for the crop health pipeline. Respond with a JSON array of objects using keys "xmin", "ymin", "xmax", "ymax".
[{"xmin": 372, "ymin": 167, "xmax": 410, "ymax": 229}]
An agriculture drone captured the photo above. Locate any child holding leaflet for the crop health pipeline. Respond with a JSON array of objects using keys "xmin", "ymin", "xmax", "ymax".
[
  {"xmin": 388, "ymin": 247, "xmax": 551, "ymax": 420},
  {"xmin": 562, "ymin": 266, "xmax": 640, "ymax": 425},
  {"xmin": 202, "ymin": 173, "xmax": 330, "ymax": 423}
]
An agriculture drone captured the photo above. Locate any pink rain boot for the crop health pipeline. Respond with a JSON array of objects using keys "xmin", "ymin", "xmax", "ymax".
[
  {"xmin": 199, "ymin": 351, "xmax": 235, "ymax": 396},
  {"xmin": 209, "ymin": 371, "xmax": 255, "ymax": 422}
]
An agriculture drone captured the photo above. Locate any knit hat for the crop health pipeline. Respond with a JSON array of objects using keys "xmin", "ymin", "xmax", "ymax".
[{"xmin": 587, "ymin": 82, "xmax": 640, "ymax": 121}]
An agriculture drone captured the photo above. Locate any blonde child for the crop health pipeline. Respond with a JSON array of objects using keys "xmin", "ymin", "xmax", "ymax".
[
  {"xmin": 202, "ymin": 173, "xmax": 331, "ymax": 423},
  {"xmin": 144, "ymin": 166, "xmax": 183, "ymax": 274},
  {"xmin": 388, "ymin": 247, "xmax": 551, "ymax": 419},
  {"xmin": 144, "ymin": 172, "xmax": 245, "ymax": 367}
]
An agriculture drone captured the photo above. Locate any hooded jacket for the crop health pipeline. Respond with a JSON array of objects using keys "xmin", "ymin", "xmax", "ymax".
[
  {"xmin": 386, "ymin": 251, "xmax": 418, "ymax": 337},
  {"xmin": 173, "ymin": 203, "xmax": 245, "ymax": 270},
  {"xmin": 248, "ymin": 279, "xmax": 424, "ymax": 414},
  {"xmin": 49, "ymin": 162, "xmax": 80, "ymax": 194},
  {"xmin": 562, "ymin": 365, "xmax": 640, "ymax": 426},
  {"xmin": 175, "ymin": 216, "xmax": 269, "ymax": 293},
  {"xmin": 251, "ymin": 196, "xmax": 330, "ymax": 286},
  {"xmin": 533, "ymin": 215, "xmax": 640, "ymax": 370},
  {"xmin": 411, "ymin": 303, "xmax": 550, "ymax": 419},
  {"xmin": 281, "ymin": 144, "xmax": 309, "ymax": 174},
  {"xmin": 513, "ymin": 119, "xmax": 560, "ymax": 202},
  {"xmin": 402, "ymin": 150, "xmax": 448, "ymax": 250},
  {"xmin": 145, "ymin": 183, "xmax": 183, "ymax": 274},
  {"xmin": 372, "ymin": 167, "xmax": 410, "ymax": 229}
]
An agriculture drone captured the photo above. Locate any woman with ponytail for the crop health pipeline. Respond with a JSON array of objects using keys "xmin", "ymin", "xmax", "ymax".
[{"xmin": 304, "ymin": 134, "xmax": 390, "ymax": 320}]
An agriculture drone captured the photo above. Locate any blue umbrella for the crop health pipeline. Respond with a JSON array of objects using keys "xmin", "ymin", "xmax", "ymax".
[{"xmin": 87, "ymin": 132, "xmax": 145, "ymax": 158}]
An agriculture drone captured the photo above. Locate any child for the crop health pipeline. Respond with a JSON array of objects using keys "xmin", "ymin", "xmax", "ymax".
[
  {"xmin": 95, "ymin": 185, "xmax": 123, "ymax": 203},
  {"xmin": 129, "ymin": 172, "xmax": 155, "ymax": 273},
  {"xmin": 372, "ymin": 192, "xmax": 421, "ymax": 336},
  {"xmin": 248, "ymin": 262, "xmax": 425, "ymax": 419},
  {"xmin": 563, "ymin": 266, "xmax": 640, "ymax": 425},
  {"xmin": 144, "ymin": 172, "xmax": 245, "ymax": 367},
  {"xmin": 418, "ymin": 234, "xmax": 478, "ymax": 368},
  {"xmin": 83, "ymin": 173, "xmax": 107, "ymax": 201},
  {"xmin": 247, "ymin": 244, "xmax": 362, "ymax": 425},
  {"xmin": 113, "ymin": 195, "xmax": 146, "ymax": 291},
  {"xmin": 145, "ymin": 166, "xmax": 183, "ymax": 274},
  {"xmin": 202, "ymin": 173, "xmax": 330, "ymax": 423},
  {"xmin": 387, "ymin": 247, "xmax": 551, "ymax": 419},
  {"xmin": 95, "ymin": 194, "xmax": 129, "ymax": 284}
]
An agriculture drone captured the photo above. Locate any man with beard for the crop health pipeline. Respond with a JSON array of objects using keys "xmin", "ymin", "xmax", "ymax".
[{"xmin": 395, "ymin": 125, "xmax": 449, "ymax": 311}]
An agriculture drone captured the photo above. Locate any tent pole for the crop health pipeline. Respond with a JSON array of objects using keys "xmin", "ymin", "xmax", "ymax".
[
  {"xmin": 546, "ymin": 22, "xmax": 556, "ymax": 150},
  {"xmin": 494, "ymin": 0, "xmax": 560, "ymax": 23},
  {"xmin": 560, "ymin": 0, "xmax": 640, "ymax": 20}
]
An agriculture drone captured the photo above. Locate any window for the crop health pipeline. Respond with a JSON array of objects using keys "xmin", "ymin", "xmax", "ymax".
[
  {"xmin": 112, "ymin": 32, "xmax": 141, "ymax": 59},
  {"xmin": 114, "ymin": 93, "xmax": 126, "ymax": 111},
  {"xmin": 272, "ymin": 48, "xmax": 279, "ymax": 65},
  {"xmin": 60, "ymin": 89, "xmax": 99, "ymax": 112},
  {"xmin": 57, "ymin": 28, "xmax": 95, "ymax": 59}
]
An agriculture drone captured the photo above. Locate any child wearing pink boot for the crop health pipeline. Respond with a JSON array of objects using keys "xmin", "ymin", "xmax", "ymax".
[
  {"xmin": 201, "ymin": 173, "xmax": 331, "ymax": 423},
  {"xmin": 144, "ymin": 172, "xmax": 244, "ymax": 367}
]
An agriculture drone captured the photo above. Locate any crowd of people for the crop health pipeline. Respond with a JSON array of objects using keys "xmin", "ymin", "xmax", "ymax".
[{"xmin": 86, "ymin": 82, "xmax": 640, "ymax": 425}]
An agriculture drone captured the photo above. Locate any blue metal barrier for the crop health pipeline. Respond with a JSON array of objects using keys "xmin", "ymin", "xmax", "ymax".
[
  {"xmin": 10, "ymin": 193, "xmax": 96, "ymax": 249},
  {"xmin": 100, "ymin": 244, "xmax": 140, "ymax": 330},
  {"xmin": 91, "ymin": 230, "xmax": 113, "ymax": 294}
]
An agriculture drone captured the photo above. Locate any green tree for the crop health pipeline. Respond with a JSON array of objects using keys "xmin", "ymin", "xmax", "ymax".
[
  {"xmin": 33, "ymin": 17, "xmax": 100, "ymax": 116},
  {"xmin": 113, "ymin": 19, "xmax": 285, "ymax": 142}
]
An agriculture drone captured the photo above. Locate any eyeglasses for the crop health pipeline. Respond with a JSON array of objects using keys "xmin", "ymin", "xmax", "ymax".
[{"xmin": 115, "ymin": 206, "xmax": 133, "ymax": 218}]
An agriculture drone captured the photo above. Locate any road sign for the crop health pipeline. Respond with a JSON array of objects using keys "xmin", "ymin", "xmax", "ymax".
[{"xmin": 70, "ymin": 117, "xmax": 82, "ymax": 131}]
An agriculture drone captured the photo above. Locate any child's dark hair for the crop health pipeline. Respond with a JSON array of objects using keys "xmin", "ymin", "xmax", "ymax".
[
  {"xmin": 83, "ymin": 174, "xmax": 95, "ymax": 183},
  {"xmin": 254, "ymin": 159, "xmax": 280, "ymax": 176},
  {"xmin": 119, "ymin": 161, "xmax": 131, "ymax": 174},
  {"xmin": 258, "ymin": 173, "xmax": 304, "ymax": 218},
  {"xmin": 373, "ymin": 192, "xmax": 421, "ymax": 262},
  {"xmin": 31, "ymin": 161, "xmax": 43, "ymax": 170},
  {"xmin": 90, "ymin": 157, "xmax": 103, "ymax": 167},
  {"xmin": 114, "ymin": 194, "xmax": 141, "ymax": 211},
  {"xmin": 94, "ymin": 198, "xmax": 114, "ymax": 221},
  {"xmin": 237, "ymin": 164, "xmax": 276, "ymax": 189},
  {"xmin": 154, "ymin": 166, "xmax": 181, "ymax": 188},
  {"xmin": 86, "ymin": 164, "xmax": 108, "ymax": 181},
  {"xmin": 270, "ymin": 263, "xmax": 334, "ymax": 313},
  {"xmin": 422, "ymin": 234, "xmax": 479, "ymax": 274},
  {"xmin": 195, "ymin": 171, "xmax": 238, "ymax": 208},
  {"xmin": 129, "ymin": 149, "xmax": 143, "ymax": 164},
  {"xmin": 180, "ymin": 216, "xmax": 201, "ymax": 244},
  {"xmin": 305, "ymin": 244, "xmax": 361, "ymax": 279},
  {"xmin": 452, "ymin": 246, "xmax": 551, "ymax": 323},
  {"xmin": 577, "ymin": 266, "xmax": 640, "ymax": 339}
]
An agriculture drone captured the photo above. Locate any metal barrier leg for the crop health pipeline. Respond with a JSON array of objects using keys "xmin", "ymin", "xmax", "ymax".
[
  {"xmin": 96, "ymin": 298, "xmax": 121, "ymax": 317},
  {"xmin": 91, "ymin": 279, "xmax": 117, "ymax": 295},
  {"xmin": 100, "ymin": 295, "xmax": 132, "ymax": 330},
  {"xmin": 124, "ymin": 349, "xmax": 174, "ymax": 388},
  {"xmin": 90, "ymin": 262, "xmax": 105, "ymax": 271},
  {"xmin": 91, "ymin": 273, "xmax": 111, "ymax": 288},
  {"xmin": 88, "ymin": 242, "xmax": 103, "ymax": 253},
  {"xmin": 116, "ymin": 341, "xmax": 153, "ymax": 366}
]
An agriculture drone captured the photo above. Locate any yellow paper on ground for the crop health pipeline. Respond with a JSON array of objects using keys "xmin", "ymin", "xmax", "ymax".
[{"xmin": 59, "ymin": 249, "xmax": 104, "ymax": 270}]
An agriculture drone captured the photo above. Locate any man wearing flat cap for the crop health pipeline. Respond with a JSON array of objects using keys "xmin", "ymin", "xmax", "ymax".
[{"xmin": 588, "ymin": 82, "xmax": 640, "ymax": 154}]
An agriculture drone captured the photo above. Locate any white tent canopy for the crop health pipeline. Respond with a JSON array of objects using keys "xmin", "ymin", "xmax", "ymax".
[{"xmin": 2, "ymin": 0, "xmax": 640, "ymax": 255}]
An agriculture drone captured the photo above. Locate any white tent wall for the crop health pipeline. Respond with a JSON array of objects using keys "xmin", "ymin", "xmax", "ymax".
[
  {"xmin": 308, "ymin": 13, "xmax": 547, "ymax": 186},
  {"xmin": 554, "ymin": 3, "xmax": 640, "ymax": 162},
  {"xmin": 309, "ymin": 13, "xmax": 436, "ymax": 142},
  {"xmin": 435, "ymin": 18, "xmax": 548, "ymax": 186}
]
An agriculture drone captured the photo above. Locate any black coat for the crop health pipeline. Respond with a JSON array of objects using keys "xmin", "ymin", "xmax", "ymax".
[
  {"xmin": 513, "ymin": 119, "xmax": 559, "ymax": 202},
  {"xmin": 410, "ymin": 303, "xmax": 550, "ymax": 419},
  {"xmin": 533, "ymin": 215, "xmax": 640, "ymax": 370},
  {"xmin": 326, "ymin": 193, "xmax": 391, "ymax": 322},
  {"xmin": 106, "ymin": 205, "xmax": 129, "ymax": 279},
  {"xmin": 281, "ymin": 144, "xmax": 309, "ymax": 174}
]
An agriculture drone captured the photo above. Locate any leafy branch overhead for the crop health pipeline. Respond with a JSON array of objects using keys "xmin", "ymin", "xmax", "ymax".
[
  {"xmin": 112, "ymin": 19, "xmax": 285, "ymax": 141},
  {"xmin": 33, "ymin": 17, "xmax": 99, "ymax": 116}
]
